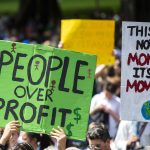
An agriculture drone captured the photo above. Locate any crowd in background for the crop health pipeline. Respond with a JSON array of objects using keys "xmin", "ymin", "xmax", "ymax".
[
  {"xmin": 0, "ymin": 56, "xmax": 150, "ymax": 149},
  {"xmin": 0, "ymin": 1, "xmax": 150, "ymax": 149}
]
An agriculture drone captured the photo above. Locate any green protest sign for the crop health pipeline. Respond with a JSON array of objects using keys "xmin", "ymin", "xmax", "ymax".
[{"xmin": 0, "ymin": 40, "xmax": 96, "ymax": 140}]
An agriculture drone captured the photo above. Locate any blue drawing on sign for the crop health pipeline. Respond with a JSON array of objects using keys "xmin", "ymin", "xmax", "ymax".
[{"xmin": 141, "ymin": 100, "xmax": 150, "ymax": 120}]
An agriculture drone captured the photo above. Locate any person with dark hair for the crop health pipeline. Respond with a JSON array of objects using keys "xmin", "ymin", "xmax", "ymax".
[
  {"xmin": 20, "ymin": 126, "xmax": 66, "ymax": 150},
  {"xmin": 21, "ymin": 132, "xmax": 42, "ymax": 150},
  {"xmin": 0, "ymin": 121, "xmax": 66, "ymax": 150},
  {"xmin": 87, "ymin": 122, "xmax": 111, "ymax": 150},
  {"xmin": 20, "ymin": 132, "xmax": 54, "ymax": 150},
  {"xmin": 13, "ymin": 143, "xmax": 34, "ymax": 150},
  {"xmin": 90, "ymin": 77, "xmax": 120, "ymax": 139}
]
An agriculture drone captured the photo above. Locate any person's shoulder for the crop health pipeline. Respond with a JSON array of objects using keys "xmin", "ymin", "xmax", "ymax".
[
  {"xmin": 91, "ymin": 93, "xmax": 104, "ymax": 104},
  {"xmin": 92, "ymin": 92, "xmax": 102, "ymax": 100}
]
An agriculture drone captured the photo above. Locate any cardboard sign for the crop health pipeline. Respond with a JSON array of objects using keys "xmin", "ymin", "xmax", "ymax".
[
  {"xmin": 61, "ymin": 19, "xmax": 115, "ymax": 65},
  {"xmin": 121, "ymin": 22, "xmax": 150, "ymax": 121},
  {"xmin": 0, "ymin": 40, "xmax": 96, "ymax": 140}
]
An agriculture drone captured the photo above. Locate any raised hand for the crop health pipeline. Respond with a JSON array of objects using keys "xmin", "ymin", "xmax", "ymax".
[{"xmin": 50, "ymin": 126, "xmax": 66, "ymax": 150}]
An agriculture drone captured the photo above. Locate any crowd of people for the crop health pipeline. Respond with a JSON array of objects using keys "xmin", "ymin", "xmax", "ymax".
[
  {"xmin": 91, "ymin": 58, "xmax": 150, "ymax": 149},
  {"xmin": 0, "ymin": 3, "xmax": 150, "ymax": 150},
  {"xmin": 0, "ymin": 50, "xmax": 150, "ymax": 150},
  {"xmin": 0, "ymin": 14, "xmax": 59, "ymax": 47},
  {"xmin": 0, "ymin": 120, "xmax": 112, "ymax": 150}
]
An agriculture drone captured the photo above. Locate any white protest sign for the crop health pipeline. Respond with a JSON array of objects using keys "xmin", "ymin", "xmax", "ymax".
[{"xmin": 121, "ymin": 21, "xmax": 150, "ymax": 121}]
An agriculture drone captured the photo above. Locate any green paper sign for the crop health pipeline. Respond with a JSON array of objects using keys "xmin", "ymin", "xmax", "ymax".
[{"xmin": 0, "ymin": 40, "xmax": 96, "ymax": 140}]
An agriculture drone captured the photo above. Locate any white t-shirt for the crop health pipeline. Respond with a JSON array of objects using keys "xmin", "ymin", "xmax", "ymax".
[
  {"xmin": 114, "ymin": 121, "xmax": 150, "ymax": 150},
  {"xmin": 90, "ymin": 91, "xmax": 120, "ymax": 138},
  {"xmin": 114, "ymin": 120, "xmax": 136, "ymax": 150}
]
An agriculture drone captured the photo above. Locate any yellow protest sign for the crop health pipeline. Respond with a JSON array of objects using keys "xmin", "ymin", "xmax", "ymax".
[{"xmin": 61, "ymin": 19, "xmax": 115, "ymax": 65}]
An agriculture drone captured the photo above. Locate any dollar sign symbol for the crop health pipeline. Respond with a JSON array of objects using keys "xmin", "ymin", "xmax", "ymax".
[
  {"xmin": 74, "ymin": 108, "xmax": 81, "ymax": 124},
  {"xmin": 66, "ymin": 122, "xmax": 74, "ymax": 136}
]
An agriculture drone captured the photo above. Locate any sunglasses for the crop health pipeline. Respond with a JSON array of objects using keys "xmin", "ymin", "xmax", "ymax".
[{"xmin": 88, "ymin": 144, "xmax": 101, "ymax": 150}]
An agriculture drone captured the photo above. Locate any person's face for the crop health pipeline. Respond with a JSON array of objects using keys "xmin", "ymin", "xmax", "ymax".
[
  {"xmin": 88, "ymin": 138, "xmax": 110, "ymax": 150},
  {"xmin": 21, "ymin": 132, "xmax": 37, "ymax": 150},
  {"xmin": 21, "ymin": 132, "xmax": 31, "ymax": 144}
]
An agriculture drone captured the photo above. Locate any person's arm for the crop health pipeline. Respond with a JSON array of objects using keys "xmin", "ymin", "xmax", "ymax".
[
  {"xmin": 104, "ymin": 106, "xmax": 120, "ymax": 123},
  {"xmin": 0, "ymin": 121, "xmax": 20, "ymax": 146},
  {"xmin": 114, "ymin": 121, "xmax": 138, "ymax": 150},
  {"xmin": 126, "ymin": 135, "xmax": 139, "ymax": 148},
  {"xmin": 90, "ymin": 104, "xmax": 120, "ymax": 123},
  {"xmin": 90, "ymin": 104, "xmax": 105, "ymax": 116},
  {"xmin": 50, "ymin": 127, "xmax": 66, "ymax": 150},
  {"xmin": 114, "ymin": 121, "xmax": 129, "ymax": 150}
]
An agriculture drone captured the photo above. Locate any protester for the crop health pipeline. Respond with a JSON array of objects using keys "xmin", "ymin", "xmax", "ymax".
[
  {"xmin": 20, "ymin": 132, "xmax": 43, "ymax": 150},
  {"xmin": 20, "ymin": 131, "xmax": 55, "ymax": 149},
  {"xmin": 114, "ymin": 120, "xmax": 139, "ymax": 150},
  {"xmin": 87, "ymin": 122, "xmax": 111, "ymax": 150},
  {"xmin": 45, "ymin": 127, "xmax": 67, "ymax": 150},
  {"xmin": 114, "ymin": 120, "xmax": 150, "ymax": 150},
  {"xmin": 90, "ymin": 77, "xmax": 120, "ymax": 139},
  {"xmin": 0, "ymin": 121, "xmax": 67, "ymax": 150},
  {"xmin": 1, "ymin": 6, "xmax": 150, "ymax": 149},
  {"xmin": 20, "ymin": 127, "xmax": 67, "ymax": 150}
]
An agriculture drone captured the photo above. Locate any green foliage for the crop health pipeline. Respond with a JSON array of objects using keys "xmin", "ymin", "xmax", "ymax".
[
  {"xmin": 0, "ymin": 0, "xmax": 19, "ymax": 14},
  {"xmin": 0, "ymin": 0, "xmax": 120, "ymax": 17}
]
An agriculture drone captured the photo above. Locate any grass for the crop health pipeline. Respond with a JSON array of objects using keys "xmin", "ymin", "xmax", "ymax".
[{"xmin": 0, "ymin": 0, "xmax": 120, "ymax": 17}]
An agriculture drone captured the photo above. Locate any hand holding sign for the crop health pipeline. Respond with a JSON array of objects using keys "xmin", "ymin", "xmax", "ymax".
[
  {"xmin": 50, "ymin": 127, "xmax": 67, "ymax": 150},
  {"xmin": 0, "ymin": 121, "xmax": 20, "ymax": 146}
]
